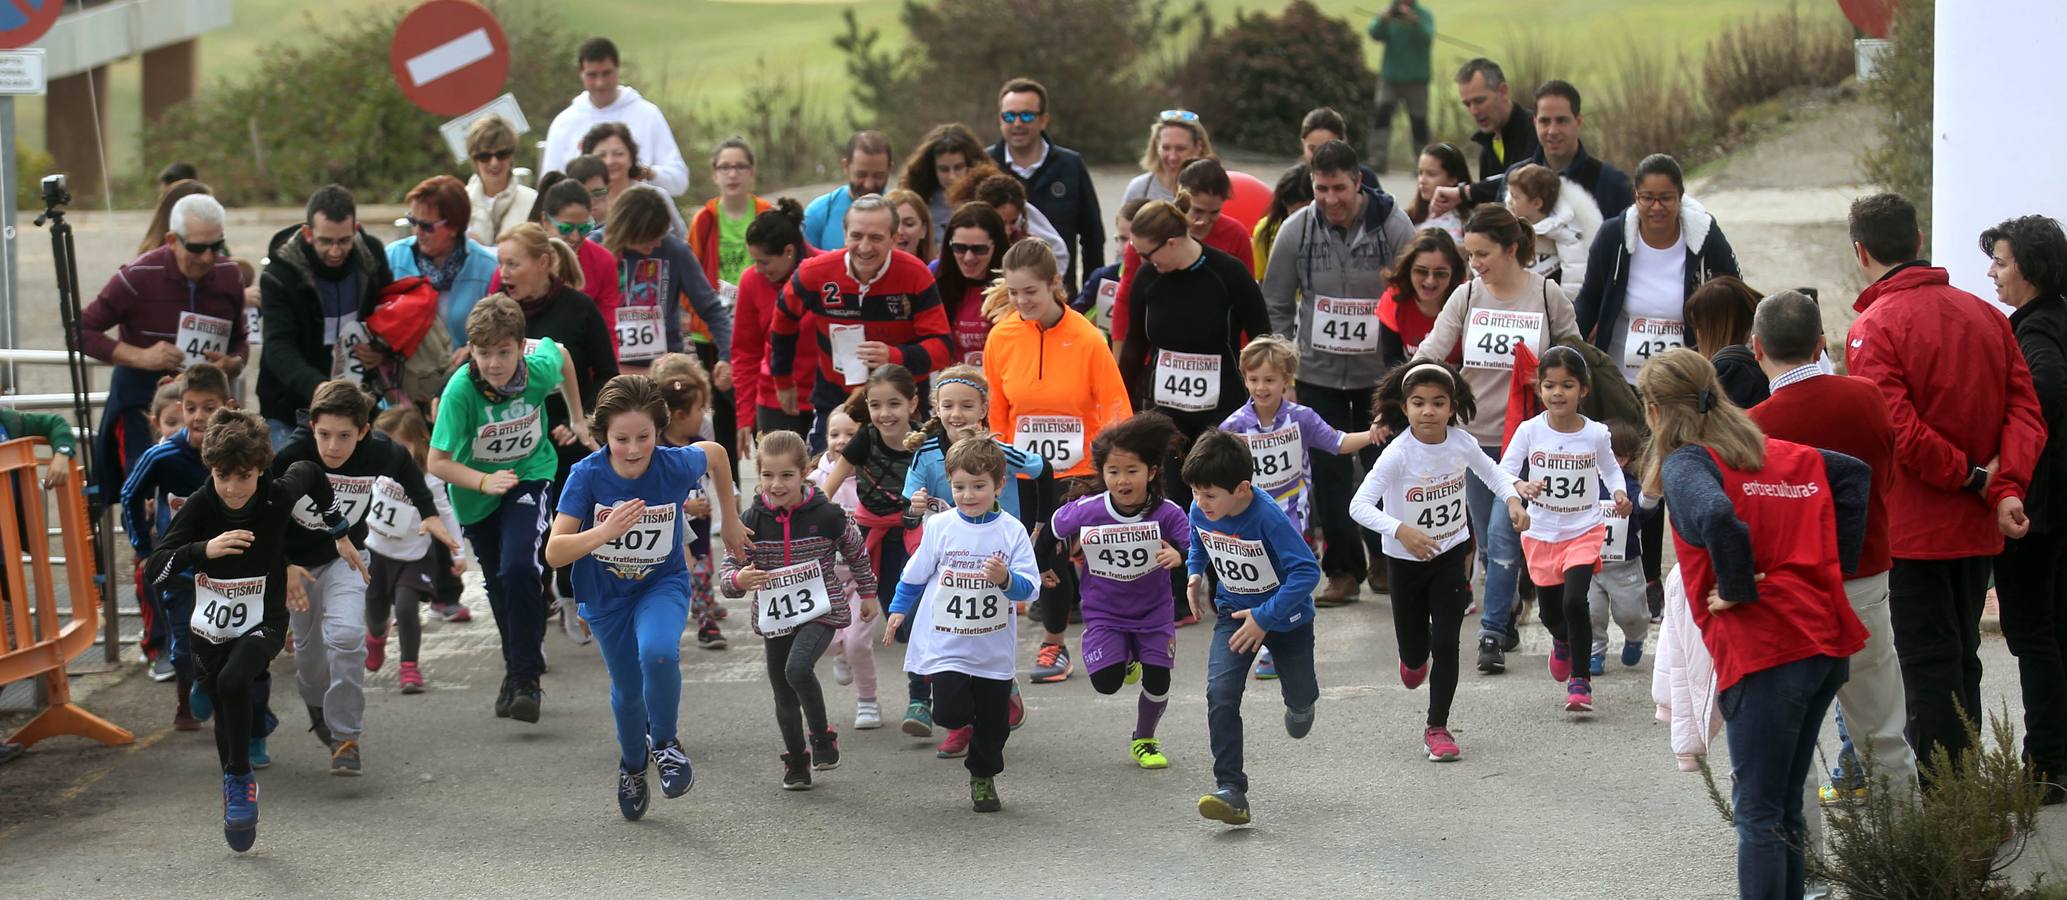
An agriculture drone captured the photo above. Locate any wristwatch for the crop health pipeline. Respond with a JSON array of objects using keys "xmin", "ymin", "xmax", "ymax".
[{"xmin": 1965, "ymin": 466, "xmax": 1989, "ymax": 494}]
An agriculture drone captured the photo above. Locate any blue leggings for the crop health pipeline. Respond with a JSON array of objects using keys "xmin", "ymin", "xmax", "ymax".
[{"xmin": 582, "ymin": 577, "xmax": 689, "ymax": 770}]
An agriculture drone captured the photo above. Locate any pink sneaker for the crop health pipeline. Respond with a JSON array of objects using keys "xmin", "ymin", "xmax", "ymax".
[
  {"xmin": 1549, "ymin": 639, "xmax": 1571, "ymax": 682},
  {"xmin": 399, "ymin": 661, "xmax": 425, "ymax": 694},
  {"xmin": 1565, "ymin": 679, "xmax": 1594, "ymax": 713},
  {"xmin": 1400, "ymin": 660, "xmax": 1430, "ymax": 690},
  {"xmin": 1423, "ymin": 726, "xmax": 1461, "ymax": 761},
  {"xmin": 936, "ymin": 726, "xmax": 973, "ymax": 758},
  {"xmin": 365, "ymin": 634, "xmax": 386, "ymax": 673},
  {"xmin": 1007, "ymin": 684, "xmax": 1026, "ymax": 731}
]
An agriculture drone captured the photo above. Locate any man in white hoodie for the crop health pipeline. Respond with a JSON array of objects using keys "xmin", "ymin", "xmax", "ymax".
[{"xmin": 541, "ymin": 38, "xmax": 689, "ymax": 196}]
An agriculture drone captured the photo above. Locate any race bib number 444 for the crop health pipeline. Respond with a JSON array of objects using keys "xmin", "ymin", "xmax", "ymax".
[
  {"xmin": 177, "ymin": 312, "xmax": 232, "ymax": 369},
  {"xmin": 1199, "ymin": 531, "xmax": 1281, "ymax": 595}
]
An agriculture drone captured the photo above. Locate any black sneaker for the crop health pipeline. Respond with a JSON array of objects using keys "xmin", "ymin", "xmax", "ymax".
[
  {"xmin": 1501, "ymin": 619, "xmax": 1522, "ymax": 652},
  {"xmin": 508, "ymin": 679, "xmax": 542, "ymax": 723},
  {"xmin": 1477, "ymin": 636, "xmax": 1506, "ymax": 674},
  {"xmin": 970, "ymin": 775, "xmax": 1001, "ymax": 812},
  {"xmin": 696, "ymin": 621, "xmax": 728, "ymax": 650},
  {"xmin": 617, "ymin": 763, "xmax": 650, "ymax": 820},
  {"xmin": 494, "ymin": 676, "xmax": 515, "ymax": 718},
  {"xmin": 781, "ymin": 751, "xmax": 812, "ymax": 790},
  {"xmin": 810, "ymin": 729, "xmax": 840, "ymax": 771},
  {"xmin": 1647, "ymin": 580, "xmax": 1665, "ymax": 621},
  {"xmin": 307, "ymin": 705, "xmax": 334, "ymax": 750}
]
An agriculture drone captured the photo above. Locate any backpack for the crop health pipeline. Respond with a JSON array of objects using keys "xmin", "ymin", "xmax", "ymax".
[{"xmin": 366, "ymin": 276, "xmax": 453, "ymax": 409}]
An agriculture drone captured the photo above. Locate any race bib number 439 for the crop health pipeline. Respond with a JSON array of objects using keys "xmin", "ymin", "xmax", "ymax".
[{"xmin": 1080, "ymin": 521, "xmax": 1162, "ymax": 582}]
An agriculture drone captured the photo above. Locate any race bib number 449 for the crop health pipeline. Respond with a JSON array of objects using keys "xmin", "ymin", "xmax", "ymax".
[{"xmin": 1154, "ymin": 350, "xmax": 1221, "ymax": 413}]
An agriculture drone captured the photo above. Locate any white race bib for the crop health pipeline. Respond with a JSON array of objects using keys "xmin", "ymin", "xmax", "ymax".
[
  {"xmin": 1311, "ymin": 295, "xmax": 1380, "ymax": 355},
  {"xmin": 718, "ymin": 280, "xmax": 739, "ymax": 308},
  {"xmin": 1530, "ymin": 449, "xmax": 1597, "ymax": 514},
  {"xmin": 291, "ymin": 473, "xmax": 376, "ymax": 531},
  {"xmin": 331, "ymin": 318, "xmax": 372, "ymax": 383},
  {"xmin": 1094, "ymin": 279, "xmax": 1118, "ymax": 328},
  {"xmin": 929, "ymin": 568, "xmax": 1009, "ymax": 636},
  {"xmin": 829, "ymin": 323, "xmax": 868, "ymax": 386},
  {"xmin": 1153, "ymin": 350, "xmax": 1221, "ymax": 413},
  {"xmin": 1080, "ymin": 521, "xmax": 1162, "ymax": 582},
  {"xmin": 176, "ymin": 312, "xmax": 233, "ymax": 369},
  {"xmin": 524, "ymin": 337, "xmax": 542, "ymax": 355},
  {"xmin": 473, "ymin": 407, "xmax": 542, "ymax": 464},
  {"xmin": 1622, "ymin": 316, "xmax": 1685, "ymax": 381},
  {"xmin": 755, "ymin": 559, "xmax": 834, "ymax": 633},
  {"xmin": 191, "ymin": 573, "xmax": 264, "ymax": 643},
  {"xmin": 1014, "ymin": 416, "xmax": 1085, "ymax": 472},
  {"xmin": 1199, "ymin": 531, "xmax": 1281, "ymax": 595},
  {"xmin": 1242, "ymin": 424, "xmax": 1305, "ymax": 493},
  {"xmin": 592, "ymin": 501, "xmax": 678, "ymax": 574},
  {"xmin": 1462, "ymin": 308, "xmax": 1544, "ymax": 371},
  {"xmin": 245, "ymin": 307, "xmax": 262, "ymax": 345},
  {"xmin": 1402, "ymin": 473, "xmax": 1470, "ymax": 543},
  {"xmin": 617, "ymin": 305, "xmax": 665, "ymax": 363},
  {"xmin": 365, "ymin": 477, "xmax": 422, "ymax": 543},
  {"xmin": 1600, "ymin": 501, "xmax": 1629, "ymax": 563}
]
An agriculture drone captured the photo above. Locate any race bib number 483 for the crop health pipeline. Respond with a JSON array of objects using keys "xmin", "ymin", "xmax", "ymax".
[{"xmin": 1462, "ymin": 308, "xmax": 1544, "ymax": 371}]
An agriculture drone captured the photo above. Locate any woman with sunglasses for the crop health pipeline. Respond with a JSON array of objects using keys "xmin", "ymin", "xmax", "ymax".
[
  {"xmin": 491, "ymin": 179, "xmax": 622, "ymax": 340},
  {"xmin": 1121, "ymin": 111, "xmax": 1217, "ymax": 205},
  {"xmin": 688, "ymin": 138, "xmax": 771, "ymax": 301},
  {"xmin": 464, "ymin": 115, "xmax": 537, "ymax": 248},
  {"xmin": 934, "ymin": 202, "xmax": 1012, "ymax": 373},
  {"xmin": 389, "ymin": 174, "xmax": 498, "ymax": 352}
]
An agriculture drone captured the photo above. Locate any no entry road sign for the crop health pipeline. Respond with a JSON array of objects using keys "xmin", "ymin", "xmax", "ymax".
[
  {"xmin": 389, "ymin": 0, "xmax": 509, "ymax": 116},
  {"xmin": 0, "ymin": 0, "xmax": 62, "ymax": 50}
]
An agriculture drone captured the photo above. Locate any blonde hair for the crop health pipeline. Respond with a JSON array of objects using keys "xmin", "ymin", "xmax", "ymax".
[
  {"xmin": 1239, "ymin": 335, "xmax": 1300, "ymax": 378},
  {"xmin": 1637, "ymin": 347, "xmax": 1765, "ymax": 495},
  {"xmin": 981, "ymin": 238, "xmax": 1067, "ymax": 324},
  {"xmin": 905, "ymin": 364, "xmax": 989, "ymax": 451},
  {"xmin": 649, "ymin": 352, "xmax": 710, "ymax": 416},
  {"xmin": 1138, "ymin": 117, "xmax": 1215, "ymax": 174},
  {"xmin": 756, "ymin": 430, "xmax": 810, "ymax": 472},
  {"xmin": 495, "ymin": 222, "xmax": 583, "ymax": 290},
  {"xmin": 465, "ymin": 114, "xmax": 517, "ymax": 157}
]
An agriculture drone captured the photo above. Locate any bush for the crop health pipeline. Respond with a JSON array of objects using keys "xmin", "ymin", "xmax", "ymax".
[
  {"xmin": 1591, "ymin": 40, "xmax": 1717, "ymax": 173},
  {"xmin": 1173, "ymin": 0, "xmax": 1372, "ymax": 154},
  {"xmin": 1702, "ymin": 1, "xmax": 1854, "ymax": 117},
  {"xmin": 1860, "ymin": 0, "xmax": 1932, "ymax": 232},
  {"xmin": 713, "ymin": 62, "xmax": 843, "ymax": 200}
]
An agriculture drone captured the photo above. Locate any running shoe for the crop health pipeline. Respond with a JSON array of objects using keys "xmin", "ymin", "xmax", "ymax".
[
  {"xmin": 365, "ymin": 633, "xmax": 386, "ymax": 673},
  {"xmin": 1550, "ymin": 639, "xmax": 1572, "ymax": 682},
  {"xmin": 494, "ymin": 675, "xmax": 514, "ymax": 718},
  {"xmin": 1818, "ymin": 784, "xmax": 1869, "ymax": 807},
  {"xmin": 509, "ymin": 679, "xmax": 543, "ymax": 724},
  {"xmin": 330, "ymin": 739, "xmax": 361, "ymax": 776},
  {"xmin": 1565, "ymin": 679, "xmax": 1595, "ymax": 713},
  {"xmin": 696, "ymin": 621, "xmax": 727, "ymax": 650},
  {"xmin": 901, "ymin": 700, "xmax": 934, "ymax": 737},
  {"xmin": 652, "ymin": 740, "xmax": 694, "ymax": 797},
  {"xmin": 1646, "ymin": 580, "xmax": 1664, "ymax": 621},
  {"xmin": 399, "ymin": 661, "xmax": 426, "ymax": 694},
  {"xmin": 937, "ymin": 726, "xmax": 973, "ymax": 758},
  {"xmin": 618, "ymin": 763, "xmax": 651, "ymax": 820},
  {"xmin": 1401, "ymin": 659, "xmax": 1430, "ymax": 690},
  {"xmin": 810, "ymin": 729, "xmax": 841, "ymax": 771},
  {"xmin": 1031, "ymin": 642, "xmax": 1073, "ymax": 683},
  {"xmin": 1423, "ymin": 726, "xmax": 1462, "ymax": 762},
  {"xmin": 1007, "ymin": 684, "xmax": 1026, "ymax": 731},
  {"xmin": 443, "ymin": 603, "xmax": 473, "ymax": 623},
  {"xmin": 560, "ymin": 598, "xmax": 593, "ymax": 646},
  {"xmin": 1130, "ymin": 737, "xmax": 1169, "ymax": 769},
  {"xmin": 970, "ymin": 776, "xmax": 1001, "ymax": 812},
  {"xmin": 1502, "ymin": 619, "xmax": 1522, "ymax": 652},
  {"xmin": 1197, "ymin": 786, "xmax": 1251, "ymax": 825},
  {"xmin": 308, "ymin": 705, "xmax": 333, "ymax": 751},
  {"xmin": 832, "ymin": 654, "xmax": 852, "ymax": 685},
  {"xmin": 781, "ymin": 751, "xmax": 812, "ymax": 791},
  {"xmin": 1174, "ymin": 613, "xmax": 1201, "ymax": 628},
  {"xmin": 150, "ymin": 655, "xmax": 175, "ymax": 683},
  {"xmin": 189, "ymin": 682, "xmax": 214, "ymax": 722},
  {"xmin": 1254, "ymin": 649, "xmax": 1277, "ymax": 680},
  {"xmin": 1589, "ymin": 652, "xmax": 1606, "ymax": 677},
  {"xmin": 1477, "ymin": 637, "xmax": 1505, "ymax": 674},
  {"xmin": 1621, "ymin": 640, "xmax": 1645, "ymax": 667},
  {"xmin": 855, "ymin": 699, "xmax": 883, "ymax": 730},
  {"xmin": 1125, "ymin": 661, "xmax": 1143, "ymax": 685},
  {"xmin": 173, "ymin": 708, "xmax": 199, "ymax": 732},
  {"xmin": 248, "ymin": 737, "xmax": 270, "ymax": 769},
  {"xmin": 1285, "ymin": 703, "xmax": 1316, "ymax": 739},
  {"xmin": 222, "ymin": 772, "xmax": 258, "ymax": 850}
]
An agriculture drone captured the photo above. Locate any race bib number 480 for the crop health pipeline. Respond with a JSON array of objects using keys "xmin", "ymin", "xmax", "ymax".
[{"xmin": 1199, "ymin": 531, "xmax": 1280, "ymax": 595}]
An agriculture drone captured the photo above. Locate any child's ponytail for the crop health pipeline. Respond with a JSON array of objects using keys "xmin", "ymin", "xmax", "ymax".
[{"xmin": 1372, "ymin": 359, "xmax": 1477, "ymax": 434}]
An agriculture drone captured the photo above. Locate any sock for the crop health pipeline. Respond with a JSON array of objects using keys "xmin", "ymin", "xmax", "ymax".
[{"xmin": 1134, "ymin": 689, "xmax": 1168, "ymax": 741}]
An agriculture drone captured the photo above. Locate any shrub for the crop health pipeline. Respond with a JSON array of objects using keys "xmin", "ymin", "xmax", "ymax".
[
  {"xmin": 714, "ymin": 62, "xmax": 843, "ymax": 200},
  {"xmin": 1702, "ymin": 2, "xmax": 1854, "ymax": 117},
  {"xmin": 1860, "ymin": 0, "xmax": 1933, "ymax": 232},
  {"xmin": 1591, "ymin": 40, "xmax": 1717, "ymax": 173},
  {"xmin": 1173, "ymin": 0, "xmax": 1373, "ymax": 154}
]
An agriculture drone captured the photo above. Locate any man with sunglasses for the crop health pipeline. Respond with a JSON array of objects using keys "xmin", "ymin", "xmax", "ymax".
[
  {"xmin": 259, "ymin": 185, "xmax": 394, "ymax": 449},
  {"xmin": 987, "ymin": 77, "xmax": 1103, "ymax": 291},
  {"xmin": 464, "ymin": 115, "xmax": 537, "ymax": 247},
  {"xmin": 78, "ymin": 192, "xmax": 249, "ymax": 514}
]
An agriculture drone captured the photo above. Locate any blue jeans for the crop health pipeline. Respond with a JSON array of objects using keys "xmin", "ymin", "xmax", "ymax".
[
  {"xmin": 581, "ymin": 576, "xmax": 689, "ymax": 770},
  {"xmin": 1466, "ymin": 444, "xmax": 1523, "ymax": 642},
  {"xmin": 161, "ymin": 580, "xmax": 195, "ymax": 670},
  {"xmin": 266, "ymin": 417, "xmax": 295, "ymax": 452},
  {"xmin": 1205, "ymin": 610, "xmax": 1319, "ymax": 793},
  {"xmin": 1721, "ymin": 654, "xmax": 1848, "ymax": 900}
]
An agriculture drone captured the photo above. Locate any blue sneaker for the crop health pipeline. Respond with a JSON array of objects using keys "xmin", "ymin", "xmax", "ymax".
[
  {"xmin": 617, "ymin": 763, "xmax": 651, "ymax": 821},
  {"xmin": 1589, "ymin": 652, "xmax": 1606, "ymax": 677},
  {"xmin": 1285, "ymin": 703, "xmax": 1315, "ymax": 739},
  {"xmin": 1254, "ymin": 648, "xmax": 1278, "ymax": 680},
  {"xmin": 901, "ymin": 700, "xmax": 934, "ymax": 737},
  {"xmin": 189, "ymin": 683, "xmax": 214, "ymax": 722},
  {"xmin": 222, "ymin": 772, "xmax": 258, "ymax": 852},
  {"xmin": 1197, "ymin": 785, "xmax": 1252, "ymax": 825},
  {"xmin": 652, "ymin": 740, "xmax": 694, "ymax": 798},
  {"xmin": 1621, "ymin": 640, "xmax": 1645, "ymax": 667},
  {"xmin": 248, "ymin": 737, "xmax": 270, "ymax": 769}
]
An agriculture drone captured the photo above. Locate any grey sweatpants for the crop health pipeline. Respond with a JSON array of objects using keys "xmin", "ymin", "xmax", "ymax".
[
  {"xmin": 291, "ymin": 551, "xmax": 370, "ymax": 742},
  {"xmin": 1588, "ymin": 559, "xmax": 1651, "ymax": 656}
]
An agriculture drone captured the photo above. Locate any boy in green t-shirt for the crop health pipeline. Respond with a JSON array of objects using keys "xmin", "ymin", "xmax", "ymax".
[{"xmin": 428, "ymin": 295, "xmax": 595, "ymax": 723}]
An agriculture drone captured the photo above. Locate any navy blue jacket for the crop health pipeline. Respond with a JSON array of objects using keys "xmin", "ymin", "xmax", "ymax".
[
  {"xmin": 1572, "ymin": 196, "xmax": 1741, "ymax": 351},
  {"xmin": 1463, "ymin": 141, "xmax": 1633, "ymax": 221}
]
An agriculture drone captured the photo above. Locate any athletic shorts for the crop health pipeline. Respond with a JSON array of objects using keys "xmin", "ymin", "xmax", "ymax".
[
  {"xmin": 1080, "ymin": 621, "xmax": 1176, "ymax": 674},
  {"xmin": 1521, "ymin": 524, "xmax": 1607, "ymax": 588}
]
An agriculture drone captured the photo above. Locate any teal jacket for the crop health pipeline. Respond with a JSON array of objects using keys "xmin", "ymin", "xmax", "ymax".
[
  {"xmin": 1367, "ymin": 2, "xmax": 1435, "ymax": 84},
  {"xmin": 0, "ymin": 408, "xmax": 78, "ymax": 457}
]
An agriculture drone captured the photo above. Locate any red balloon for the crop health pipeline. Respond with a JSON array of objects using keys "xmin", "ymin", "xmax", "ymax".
[{"xmin": 1223, "ymin": 170, "xmax": 1274, "ymax": 233}]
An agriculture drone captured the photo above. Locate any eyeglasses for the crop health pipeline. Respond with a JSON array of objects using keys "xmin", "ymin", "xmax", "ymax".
[
  {"xmin": 949, "ymin": 242, "xmax": 993, "ymax": 258},
  {"xmin": 1136, "ymin": 237, "xmax": 1170, "ymax": 261},
  {"xmin": 405, "ymin": 216, "xmax": 447, "ymax": 234},
  {"xmin": 1635, "ymin": 193, "xmax": 1679, "ymax": 207},
  {"xmin": 312, "ymin": 235, "xmax": 356, "ymax": 252},
  {"xmin": 714, "ymin": 162, "xmax": 753, "ymax": 173},
  {"xmin": 1410, "ymin": 266, "xmax": 1454, "ymax": 281},
  {"xmin": 554, "ymin": 219, "xmax": 596, "ymax": 239},
  {"xmin": 471, "ymin": 148, "xmax": 514, "ymax": 163},
  {"xmin": 1158, "ymin": 109, "xmax": 1200, "ymax": 123},
  {"xmin": 588, "ymin": 187, "xmax": 609, "ymax": 200},
  {"xmin": 182, "ymin": 238, "xmax": 227, "ymax": 256},
  {"xmin": 999, "ymin": 111, "xmax": 1040, "ymax": 124}
]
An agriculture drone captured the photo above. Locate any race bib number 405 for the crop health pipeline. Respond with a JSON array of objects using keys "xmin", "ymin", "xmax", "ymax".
[
  {"xmin": 1462, "ymin": 308, "xmax": 1544, "ymax": 371},
  {"xmin": 1014, "ymin": 416, "xmax": 1085, "ymax": 472},
  {"xmin": 191, "ymin": 573, "xmax": 265, "ymax": 643},
  {"xmin": 929, "ymin": 569, "xmax": 1009, "ymax": 636},
  {"xmin": 1080, "ymin": 521, "xmax": 1162, "ymax": 582},
  {"xmin": 1199, "ymin": 531, "xmax": 1281, "ymax": 595},
  {"xmin": 1154, "ymin": 350, "xmax": 1221, "ymax": 413}
]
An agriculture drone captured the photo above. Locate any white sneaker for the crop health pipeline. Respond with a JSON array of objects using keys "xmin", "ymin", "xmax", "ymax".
[
  {"xmin": 854, "ymin": 700, "xmax": 882, "ymax": 730},
  {"xmin": 560, "ymin": 598, "xmax": 592, "ymax": 646},
  {"xmin": 832, "ymin": 655, "xmax": 853, "ymax": 686}
]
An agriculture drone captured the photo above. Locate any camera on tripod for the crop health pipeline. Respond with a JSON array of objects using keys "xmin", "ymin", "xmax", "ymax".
[{"xmin": 38, "ymin": 174, "xmax": 67, "ymax": 209}]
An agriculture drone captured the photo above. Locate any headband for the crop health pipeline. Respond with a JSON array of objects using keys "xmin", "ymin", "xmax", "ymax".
[
  {"xmin": 1404, "ymin": 362, "xmax": 1454, "ymax": 386},
  {"xmin": 938, "ymin": 376, "xmax": 988, "ymax": 398}
]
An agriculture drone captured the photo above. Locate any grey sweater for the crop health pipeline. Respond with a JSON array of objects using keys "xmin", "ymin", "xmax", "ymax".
[
  {"xmin": 1261, "ymin": 189, "xmax": 1415, "ymax": 391},
  {"xmin": 1662, "ymin": 444, "xmax": 1870, "ymax": 604}
]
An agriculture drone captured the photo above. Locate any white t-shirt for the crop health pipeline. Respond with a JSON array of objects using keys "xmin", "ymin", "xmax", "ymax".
[
  {"xmin": 1609, "ymin": 232, "xmax": 1688, "ymax": 382},
  {"xmin": 1499, "ymin": 414, "xmax": 1627, "ymax": 542},
  {"xmin": 899, "ymin": 510, "xmax": 1039, "ymax": 682},
  {"xmin": 363, "ymin": 473, "xmax": 464, "ymax": 564},
  {"xmin": 1350, "ymin": 426, "xmax": 1520, "ymax": 561}
]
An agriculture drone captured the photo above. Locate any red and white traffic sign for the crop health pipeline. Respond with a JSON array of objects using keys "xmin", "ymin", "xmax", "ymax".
[
  {"xmin": 389, "ymin": 0, "xmax": 509, "ymax": 116},
  {"xmin": 0, "ymin": 0, "xmax": 63, "ymax": 50}
]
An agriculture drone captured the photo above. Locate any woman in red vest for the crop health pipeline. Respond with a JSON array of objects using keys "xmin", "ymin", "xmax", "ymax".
[{"xmin": 1639, "ymin": 347, "xmax": 1870, "ymax": 900}]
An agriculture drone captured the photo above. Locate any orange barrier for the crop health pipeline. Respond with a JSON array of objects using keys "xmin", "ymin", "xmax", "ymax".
[{"xmin": 0, "ymin": 437, "xmax": 132, "ymax": 748}]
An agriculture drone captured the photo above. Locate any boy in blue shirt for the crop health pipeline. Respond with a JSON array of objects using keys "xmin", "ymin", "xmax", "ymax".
[{"xmin": 1182, "ymin": 429, "xmax": 1321, "ymax": 826}]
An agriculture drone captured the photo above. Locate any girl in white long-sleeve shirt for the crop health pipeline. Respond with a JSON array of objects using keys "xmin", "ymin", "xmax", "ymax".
[{"xmin": 365, "ymin": 407, "xmax": 465, "ymax": 695}]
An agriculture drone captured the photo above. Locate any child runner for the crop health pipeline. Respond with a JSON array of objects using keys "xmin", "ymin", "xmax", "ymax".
[
  {"xmin": 427, "ymin": 295, "xmax": 594, "ymax": 724},
  {"xmin": 1218, "ymin": 336, "xmax": 1379, "ymax": 675},
  {"xmin": 123, "ymin": 366, "xmax": 226, "ymax": 732},
  {"xmin": 883, "ymin": 437, "xmax": 1040, "ymax": 812},
  {"xmin": 819, "ymin": 365, "xmax": 926, "ymax": 733},
  {"xmin": 1587, "ymin": 418, "xmax": 1651, "ymax": 675},
  {"xmin": 545, "ymin": 375, "xmax": 745, "ymax": 820},
  {"xmin": 651, "ymin": 351, "xmax": 730, "ymax": 650},
  {"xmin": 1350, "ymin": 361, "xmax": 1533, "ymax": 761},
  {"xmin": 363, "ymin": 406, "xmax": 465, "ymax": 695},
  {"xmin": 1050, "ymin": 412, "xmax": 1191, "ymax": 768},
  {"xmin": 1184, "ymin": 429, "xmax": 1322, "ymax": 826},
  {"xmin": 724, "ymin": 430, "xmax": 877, "ymax": 789},
  {"xmin": 132, "ymin": 379, "xmax": 186, "ymax": 681},
  {"xmin": 1499, "ymin": 345, "xmax": 1630, "ymax": 713},
  {"xmin": 145, "ymin": 409, "xmax": 358, "ymax": 852},
  {"xmin": 900, "ymin": 363, "xmax": 1045, "ymax": 755},
  {"xmin": 811, "ymin": 406, "xmax": 884, "ymax": 729}
]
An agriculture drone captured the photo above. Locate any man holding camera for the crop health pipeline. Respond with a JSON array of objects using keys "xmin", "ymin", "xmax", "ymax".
[{"xmin": 1365, "ymin": 0, "xmax": 1435, "ymax": 173}]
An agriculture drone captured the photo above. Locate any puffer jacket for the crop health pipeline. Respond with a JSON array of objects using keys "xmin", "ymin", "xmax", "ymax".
[
  {"xmin": 719, "ymin": 485, "xmax": 876, "ymax": 637},
  {"xmin": 1651, "ymin": 563, "xmax": 1720, "ymax": 772}
]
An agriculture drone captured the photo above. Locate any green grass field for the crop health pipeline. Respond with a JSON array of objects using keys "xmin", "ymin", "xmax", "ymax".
[{"xmin": 15, "ymin": 0, "xmax": 1845, "ymax": 194}]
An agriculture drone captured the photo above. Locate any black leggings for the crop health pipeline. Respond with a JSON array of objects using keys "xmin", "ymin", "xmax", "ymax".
[
  {"xmin": 1039, "ymin": 549, "xmax": 1076, "ymax": 637},
  {"xmin": 366, "ymin": 554, "xmax": 432, "ymax": 664},
  {"xmin": 1389, "ymin": 542, "xmax": 1473, "ymax": 727},
  {"xmin": 1089, "ymin": 660, "xmax": 1172, "ymax": 696},
  {"xmin": 931, "ymin": 671, "xmax": 1012, "ymax": 777},
  {"xmin": 763, "ymin": 623, "xmax": 836, "ymax": 755},
  {"xmin": 192, "ymin": 628, "xmax": 285, "ymax": 775},
  {"xmin": 1537, "ymin": 563, "xmax": 1597, "ymax": 674}
]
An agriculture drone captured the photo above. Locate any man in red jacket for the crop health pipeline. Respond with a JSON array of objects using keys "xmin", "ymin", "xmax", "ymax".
[
  {"xmin": 1748, "ymin": 289, "xmax": 1918, "ymax": 797},
  {"xmin": 1844, "ymin": 193, "xmax": 2046, "ymax": 776}
]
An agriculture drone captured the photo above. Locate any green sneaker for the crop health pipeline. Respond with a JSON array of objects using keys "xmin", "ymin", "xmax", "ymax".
[
  {"xmin": 1130, "ymin": 737, "xmax": 1169, "ymax": 769},
  {"xmin": 1124, "ymin": 661, "xmax": 1142, "ymax": 685},
  {"xmin": 1198, "ymin": 786, "xmax": 1251, "ymax": 825},
  {"xmin": 901, "ymin": 700, "xmax": 934, "ymax": 737},
  {"xmin": 970, "ymin": 776, "xmax": 1001, "ymax": 813}
]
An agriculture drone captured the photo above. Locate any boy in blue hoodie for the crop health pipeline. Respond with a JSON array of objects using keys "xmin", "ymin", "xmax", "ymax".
[{"xmin": 1182, "ymin": 428, "xmax": 1321, "ymax": 826}]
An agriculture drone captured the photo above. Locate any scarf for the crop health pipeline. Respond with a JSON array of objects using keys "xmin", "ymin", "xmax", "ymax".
[
  {"xmin": 467, "ymin": 357, "xmax": 529, "ymax": 404},
  {"xmin": 414, "ymin": 240, "xmax": 469, "ymax": 293}
]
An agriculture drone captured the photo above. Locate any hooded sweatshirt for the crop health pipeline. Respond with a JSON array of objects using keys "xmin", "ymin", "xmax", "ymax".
[
  {"xmin": 1261, "ymin": 186, "xmax": 1415, "ymax": 390},
  {"xmin": 540, "ymin": 85, "xmax": 690, "ymax": 196}
]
